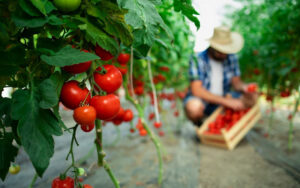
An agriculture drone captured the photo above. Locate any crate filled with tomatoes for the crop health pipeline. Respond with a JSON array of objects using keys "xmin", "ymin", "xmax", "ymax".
[{"xmin": 196, "ymin": 101, "xmax": 261, "ymax": 150}]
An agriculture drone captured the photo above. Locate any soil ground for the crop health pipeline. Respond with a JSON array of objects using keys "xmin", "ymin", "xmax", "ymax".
[{"xmin": 1, "ymin": 100, "xmax": 300, "ymax": 188}]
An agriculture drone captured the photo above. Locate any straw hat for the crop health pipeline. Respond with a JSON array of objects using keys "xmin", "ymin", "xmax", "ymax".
[{"xmin": 208, "ymin": 26, "xmax": 244, "ymax": 54}]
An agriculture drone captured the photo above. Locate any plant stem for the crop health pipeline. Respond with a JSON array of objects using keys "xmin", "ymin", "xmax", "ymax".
[
  {"xmin": 104, "ymin": 162, "xmax": 120, "ymax": 188},
  {"xmin": 95, "ymin": 119, "xmax": 104, "ymax": 166},
  {"xmin": 288, "ymin": 94, "xmax": 300, "ymax": 150},
  {"xmin": 28, "ymin": 173, "xmax": 38, "ymax": 188},
  {"xmin": 268, "ymin": 99, "xmax": 274, "ymax": 134},
  {"xmin": 124, "ymin": 76, "xmax": 164, "ymax": 185},
  {"xmin": 147, "ymin": 59, "xmax": 160, "ymax": 122},
  {"xmin": 129, "ymin": 46, "xmax": 136, "ymax": 99}
]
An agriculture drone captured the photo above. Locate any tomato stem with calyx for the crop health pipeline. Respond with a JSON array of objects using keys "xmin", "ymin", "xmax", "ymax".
[{"xmin": 98, "ymin": 64, "xmax": 107, "ymax": 74}]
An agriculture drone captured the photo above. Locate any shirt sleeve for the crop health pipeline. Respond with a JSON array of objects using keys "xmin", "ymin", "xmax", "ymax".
[
  {"xmin": 229, "ymin": 54, "xmax": 241, "ymax": 77},
  {"xmin": 188, "ymin": 55, "xmax": 205, "ymax": 82}
]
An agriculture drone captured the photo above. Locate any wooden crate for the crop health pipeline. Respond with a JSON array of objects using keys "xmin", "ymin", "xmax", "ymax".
[{"xmin": 196, "ymin": 101, "xmax": 261, "ymax": 150}]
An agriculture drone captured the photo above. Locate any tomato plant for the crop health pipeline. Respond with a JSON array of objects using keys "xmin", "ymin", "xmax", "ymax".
[{"xmin": 0, "ymin": 0, "xmax": 199, "ymax": 186}]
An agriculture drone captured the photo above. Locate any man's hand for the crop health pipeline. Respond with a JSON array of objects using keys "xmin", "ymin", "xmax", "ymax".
[{"xmin": 222, "ymin": 98, "xmax": 246, "ymax": 111}]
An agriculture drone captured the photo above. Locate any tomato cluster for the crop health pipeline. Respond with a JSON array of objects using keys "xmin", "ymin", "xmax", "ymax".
[
  {"xmin": 60, "ymin": 46, "xmax": 133, "ymax": 132},
  {"xmin": 205, "ymin": 108, "xmax": 250, "ymax": 134},
  {"xmin": 107, "ymin": 108, "xmax": 134, "ymax": 126}
]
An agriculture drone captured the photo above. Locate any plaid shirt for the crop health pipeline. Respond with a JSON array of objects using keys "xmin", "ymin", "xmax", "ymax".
[{"xmin": 188, "ymin": 49, "xmax": 241, "ymax": 96}]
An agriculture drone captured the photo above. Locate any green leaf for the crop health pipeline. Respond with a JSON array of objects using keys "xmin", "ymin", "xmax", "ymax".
[
  {"xmin": 78, "ymin": 18, "xmax": 119, "ymax": 55},
  {"xmin": 38, "ymin": 78, "xmax": 59, "ymax": 109},
  {"xmin": 11, "ymin": 89, "xmax": 62, "ymax": 176},
  {"xmin": 41, "ymin": 45, "xmax": 100, "ymax": 67},
  {"xmin": 0, "ymin": 132, "xmax": 19, "ymax": 181},
  {"xmin": 117, "ymin": 0, "xmax": 173, "ymax": 46},
  {"xmin": 30, "ymin": 0, "xmax": 48, "ymax": 16},
  {"xmin": 173, "ymin": 0, "xmax": 200, "ymax": 29},
  {"xmin": 19, "ymin": 0, "xmax": 42, "ymax": 17},
  {"xmin": 87, "ymin": 2, "xmax": 133, "ymax": 46},
  {"xmin": 12, "ymin": 11, "xmax": 49, "ymax": 28}
]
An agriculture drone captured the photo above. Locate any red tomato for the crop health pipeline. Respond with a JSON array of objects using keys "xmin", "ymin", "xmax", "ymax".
[
  {"xmin": 174, "ymin": 111, "xmax": 179, "ymax": 117},
  {"xmin": 63, "ymin": 50, "xmax": 92, "ymax": 74},
  {"xmin": 81, "ymin": 124, "xmax": 95, "ymax": 132},
  {"xmin": 113, "ymin": 119, "xmax": 122, "ymax": 126},
  {"xmin": 266, "ymin": 95, "xmax": 273, "ymax": 102},
  {"xmin": 117, "ymin": 65, "xmax": 127, "ymax": 75},
  {"xmin": 253, "ymin": 68, "xmax": 260, "ymax": 75},
  {"xmin": 94, "ymin": 65, "xmax": 123, "ymax": 94},
  {"xmin": 134, "ymin": 80, "xmax": 144, "ymax": 87},
  {"xmin": 148, "ymin": 112, "xmax": 155, "ymax": 121},
  {"xmin": 52, "ymin": 176, "xmax": 74, "ymax": 188},
  {"xmin": 280, "ymin": 90, "xmax": 290, "ymax": 98},
  {"xmin": 90, "ymin": 94, "xmax": 120, "ymax": 120},
  {"xmin": 73, "ymin": 106, "xmax": 96, "ymax": 125},
  {"xmin": 130, "ymin": 128, "xmax": 135, "ymax": 133},
  {"xmin": 247, "ymin": 83, "xmax": 257, "ymax": 93},
  {"xmin": 95, "ymin": 44, "xmax": 113, "ymax": 61},
  {"xmin": 134, "ymin": 86, "xmax": 144, "ymax": 95},
  {"xmin": 159, "ymin": 131, "xmax": 165, "ymax": 137},
  {"xmin": 153, "ymin": 77, "xmax": 160, "ymax": 84},
  {"xmin": 136, "ymin": 118, "xmax": 143, "ymax": 130},
  {"xmin": 157, "ymin": 74, "xmax": 166, "ymax": 82},
  {"xmin": 117, "ymin": 53, "xmax": 130, "ymax": 65},
  {"xmin": 83, "ymin": 184, "xmax": 93, "ymax": 188},
  {"xmin": 139, "ymin": 129, "xmax": 147, "ymax": 136},
  {"xmin": 113, "ymin": 107, "xmax": 125, "ymax": 120},
  {"xmin": 159, "ymin": 66, "xmax": 170, "ymax": 72},
  {"xmin": 123, "ymin": 109, "xmax": 134, "ymax": 122},
  {"xmin": 153, "ymin": 122, "xmax": 162, "ymax": 128},
  {"xmin": 60, "ymin": 81, "xmax": 91, "ymax": 110},
  {"xmin": 288, "ymin": 114, "xmax": 293, "ymax": 120}
]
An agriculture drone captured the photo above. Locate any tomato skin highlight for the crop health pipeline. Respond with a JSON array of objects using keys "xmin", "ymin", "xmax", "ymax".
[
  {"xmin": 117, "ymin": 53, "xmax": 130, "ymax": 65},
  {"xmin": 95, "ymin": 44, "xmax": 114, "ymax": 61},
  {"xmin": 60, "ymin": 81, "xmax": 91, "ymax": 110},
  {"xmin": 52, "ymin": 176, "xmax": 74, "ymax": 188},
  {"xmin": 90, "ymin": 94, "xmax": 121, "ymax": 120},
  {"xmin": 53, "ymin": 0, "xmax": 81, "ymax": 12},
  {"xmin": 73, "ymin": 106, "xmax": 96, "ymax": 125},
  {"xmin": 80, "ymin": 124, "xmax": 95, "ymax": 132},
  {"xmin": 93, "ymin": 65, "xmax": 123, "ymax": 94},
  {"xmin": 123, "ymin": 109, "xmax": 134, "ymax": 122}
]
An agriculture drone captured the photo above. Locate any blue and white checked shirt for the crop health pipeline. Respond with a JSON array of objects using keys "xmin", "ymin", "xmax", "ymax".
[{"xmin": 188, "ymin": 49, "xmax": 241, "ymax": 96}]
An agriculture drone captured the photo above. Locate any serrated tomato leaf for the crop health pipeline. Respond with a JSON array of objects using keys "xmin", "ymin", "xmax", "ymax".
[
  {"xmin": 11, "ymin": 89, "xmax": 62, "ymax": 177},
  {"xmin": 41, "ymin": 46, "xmax": 100, "ymax": 67}
]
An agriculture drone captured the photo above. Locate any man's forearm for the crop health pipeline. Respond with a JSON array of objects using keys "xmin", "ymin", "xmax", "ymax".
[
  {"xmin": 231, "ymin": 76, "xmax": 246, "ymax": 92},
  {"xmin": 191, "ymin": 86, "xmax": 226, "ymax": 105}
]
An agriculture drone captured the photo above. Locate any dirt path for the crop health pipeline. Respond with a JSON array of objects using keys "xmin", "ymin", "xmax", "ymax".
[{"xmin": 1, "ymin": 106, "xmax": 299, "ymax": 188}]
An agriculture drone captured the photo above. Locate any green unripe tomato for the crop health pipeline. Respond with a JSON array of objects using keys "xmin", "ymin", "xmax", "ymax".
[
  {"xmin": 9, "ymin": 164, "xmax": 20, "ymax": 175},
  {"xmin": 77, "ymin": 167, "xmax": 85, "ymax": 176},
  {"xmin": 53, "ymin": 0, "xmax": 81, "ymax": 12}
]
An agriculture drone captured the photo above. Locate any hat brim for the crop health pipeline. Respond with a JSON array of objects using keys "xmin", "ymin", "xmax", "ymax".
[{"xmin": 209, "ymin": 32, "xmax": 244, "ymax": 54}]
